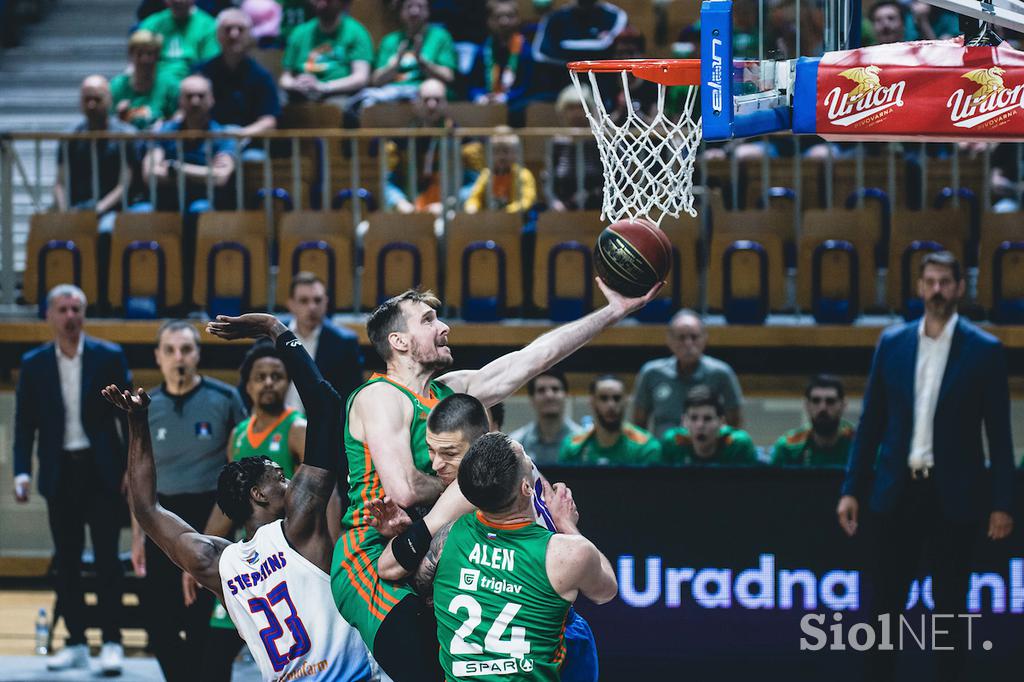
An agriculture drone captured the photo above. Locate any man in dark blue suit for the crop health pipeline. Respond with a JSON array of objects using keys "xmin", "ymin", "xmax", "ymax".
[
  {"xmin": 280, "ymin": 271, "xmax": 363, "ymax": 414},
  {"xmin": 235, "ymin": 272, "xmax": 363, "ymax": 416},
  {"xmin": 13, "ymin": 284, "xmax": 131, "ymax": 674},
  {"xmin": 837, "ymin": 252, "xmax": 1014, "ymax": 681}
]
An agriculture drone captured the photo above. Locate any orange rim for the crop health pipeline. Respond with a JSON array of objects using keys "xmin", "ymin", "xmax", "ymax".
[{"xmin": 567, "ymin": 58, "xmax": 701, "ymax": 87}]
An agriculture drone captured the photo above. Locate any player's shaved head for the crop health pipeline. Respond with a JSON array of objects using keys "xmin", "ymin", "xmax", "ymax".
[
  {"xmin": 458, "ymin": 433, "xmax": 530, "ymax": 514},
  {"xmin": 428, "ymin": 393, "xmax": 490, "ymax": 443}
]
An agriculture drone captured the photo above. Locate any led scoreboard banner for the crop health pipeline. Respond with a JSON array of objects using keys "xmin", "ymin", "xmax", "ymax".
[{"xmin": 546, "ymin": 467, "xmax": 1024, "ymax": 680}]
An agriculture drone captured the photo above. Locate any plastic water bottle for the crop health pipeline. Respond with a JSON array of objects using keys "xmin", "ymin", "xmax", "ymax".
[{"xmin": 34, "ymin": 608, "xmax": 49, "ymax": 655}]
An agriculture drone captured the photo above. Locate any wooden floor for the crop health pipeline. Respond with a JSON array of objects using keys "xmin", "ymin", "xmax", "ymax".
[{"xmin": 0, "ymin": 590, "xmax": 147, "ymax": 657}]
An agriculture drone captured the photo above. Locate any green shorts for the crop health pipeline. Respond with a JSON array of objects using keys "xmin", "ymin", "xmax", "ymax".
[{"xmin": 331, "ymin": 527, "xmax": 418, "ymax": 651}]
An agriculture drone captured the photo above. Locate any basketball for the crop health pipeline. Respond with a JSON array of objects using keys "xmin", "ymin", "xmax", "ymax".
[{"xmin": 593, "ymin": 219, "xmax": 673, "ymax": 298}]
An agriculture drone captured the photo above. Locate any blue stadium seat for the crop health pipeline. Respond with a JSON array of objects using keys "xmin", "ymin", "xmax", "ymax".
[
  {"xmin": 446, "ymin": 212, "xmax": 524, "ymax": 321},
  {"xmin": 811, "ymin": 240, "xmax": 859, "ymax": 324},
  {"xmin": 722, "ymin": 240, "xmax": 769, "ymax": 324}
]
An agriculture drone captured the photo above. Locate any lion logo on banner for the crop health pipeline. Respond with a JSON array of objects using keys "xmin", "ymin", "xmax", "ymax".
[
  {"xmin": 962, "ymin": 66, "xmax": 1007, "ymax": 103},
  {"xmin": 838, "ymin": 65, "xmax": 882, "ymax": 102}
]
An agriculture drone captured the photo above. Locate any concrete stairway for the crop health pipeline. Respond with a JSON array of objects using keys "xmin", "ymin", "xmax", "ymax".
[{"xmin": 0, "ymin": 0, "xmax": 137, "ymax": 281}]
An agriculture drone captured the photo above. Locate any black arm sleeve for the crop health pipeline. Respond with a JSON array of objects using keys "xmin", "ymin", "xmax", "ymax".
[{"xmin": 275, "ymin": 330, "xmax": 342, "ymax": 476}]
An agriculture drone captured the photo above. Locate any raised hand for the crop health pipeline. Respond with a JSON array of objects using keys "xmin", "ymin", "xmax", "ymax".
[
  {"xmin": 542, "ymin": 479, "xmax": 579, "ymax": 535},
  {"xmin": 205, "ymin": 313, "xmax": 285, "ymax": 341},
  {"xmin": 102, "ymin": 385, "xmax": 151, "ymax": 414},
  {"xmin": 364, "ymin": 496, "xmax": 413, "ymax": 539},
  {"xmin": 596, "ymin": 277, "xmax": 664, "ymax": 318}
]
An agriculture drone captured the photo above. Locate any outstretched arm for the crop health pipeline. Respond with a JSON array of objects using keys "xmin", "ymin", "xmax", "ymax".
[
  {"xmin": 102, "ymin": 386, "xmax": 227, "ymax": 600},
  {"xmin": 440, "ymin": 279, "xmax": 661, "ymax": 406},
  {"xmin": 207, "ymin": 314, "xmax": 341, "ymax": 569}
]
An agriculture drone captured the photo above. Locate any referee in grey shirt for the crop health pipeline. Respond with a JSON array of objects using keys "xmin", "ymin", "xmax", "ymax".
[{"xmin": 130, "ymin": 320, "xmax": 246, "ymax": 682}]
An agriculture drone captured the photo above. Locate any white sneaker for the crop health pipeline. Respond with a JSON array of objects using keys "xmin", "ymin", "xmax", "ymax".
[
  {"xmin": 99, "ymin": 642, "xmax": 124, "ymax": 676},
  {"xmin": 46, "ymin": 643, "xmax": 89, "ymax": 671}
]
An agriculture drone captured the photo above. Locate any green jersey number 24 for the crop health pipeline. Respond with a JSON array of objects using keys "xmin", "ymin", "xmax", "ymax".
[{"xmin": 448, "ymin": 594, "xmax": 532, "ymax": 658}]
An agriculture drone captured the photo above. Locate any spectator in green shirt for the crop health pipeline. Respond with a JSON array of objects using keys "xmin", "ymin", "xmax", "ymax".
[
  {"xmin": 140, "ymin": 0, "xmax": 220, "ymax": 82},
  {"xmin": 280, "ymin": 0, "xmax": 373, "ymax": 108},
  {"xmin": 559, "ymin": 375, "xmax": 661, "ymax": 466},
  {"xmin": 111, "ymin": 30, "xmax": 180, "ymax": 130},
  {"xmin": 357, "ymin": 0, "xmax": 457, "ymax": 108},
  {"xmin": 770, "ymin": 374, "xmax": 856, "ymax": 468},
  {"xmin": 660, "ymin": 386, "xmax": 758, "ymax": 465}
]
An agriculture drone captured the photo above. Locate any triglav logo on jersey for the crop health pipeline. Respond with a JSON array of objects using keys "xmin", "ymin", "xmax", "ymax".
[
  {"xmin": 823, "ymin": 65, "xmax": 906, "ymax": 127},
  {"xmin": 460, "ymin": 568, "xmax": 480, "ymax": 592},
  {"xmin": 946, "ymin": 67, "xmax": 1024, "ymax": 130},
  {"xmin": 245, "ymin": 550, "xmax": 260, "ymax": 566}
]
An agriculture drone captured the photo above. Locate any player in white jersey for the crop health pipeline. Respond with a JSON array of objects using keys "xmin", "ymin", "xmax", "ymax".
[{"xmin": 104, "ymin": 313, "xmax": 373, "ymax": 682}]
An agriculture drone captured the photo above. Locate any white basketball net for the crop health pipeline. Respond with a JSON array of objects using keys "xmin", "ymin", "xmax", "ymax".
[{"xmin": 570, "ymin": 69, "xmax": 702, "ymax": 226}]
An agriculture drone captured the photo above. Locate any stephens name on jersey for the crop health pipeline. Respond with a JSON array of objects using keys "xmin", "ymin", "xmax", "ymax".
[{"xmin": 219, "ymin": 519, "xmax": 371, "ymax": 682}]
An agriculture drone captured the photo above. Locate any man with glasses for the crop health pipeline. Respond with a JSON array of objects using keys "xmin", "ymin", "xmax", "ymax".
[{"xmin": 770, "ymin": 374, "xmax": 855, "ymax": 467}]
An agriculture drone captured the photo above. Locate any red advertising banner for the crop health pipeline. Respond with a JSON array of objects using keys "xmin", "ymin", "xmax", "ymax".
[{"xmin": 814, "ymin": 39, "xmax": 1024, "ymax": 140}]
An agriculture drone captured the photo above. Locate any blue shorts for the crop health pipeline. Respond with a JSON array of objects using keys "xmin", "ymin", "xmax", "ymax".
[{"xmin": 560, "ymin": 607, "xmax": 598, "ymax": 682}]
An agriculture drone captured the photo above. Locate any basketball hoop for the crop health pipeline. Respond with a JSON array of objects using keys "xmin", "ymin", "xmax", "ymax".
[{"xmin": 568, "ymin": 59, "xmax": 702, "ymax": 225}]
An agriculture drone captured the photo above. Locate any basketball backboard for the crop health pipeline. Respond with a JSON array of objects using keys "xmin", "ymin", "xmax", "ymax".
[
  {"xmin": 699, "ymin": 0, "xmax": 860, "ymax": 140},
  {"xmin": 703, "ymin": 0, "xmax": 1024, "ymax": 141}
]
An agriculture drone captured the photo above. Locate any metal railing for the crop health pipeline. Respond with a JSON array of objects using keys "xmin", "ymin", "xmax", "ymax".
[{"xmin": 0, "ymin": 127, "xmax": 1016, "ymax": 311}]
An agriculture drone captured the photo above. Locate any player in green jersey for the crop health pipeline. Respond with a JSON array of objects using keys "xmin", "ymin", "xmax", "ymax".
[
  {"xmin": 659, "ymin": 386, "xmax": 759, "ymax": 465},
  {"xmin": 335, "ymin": 281, "xmax": 659, "ymax": 681},
  {"xmin": 365, "ymin": 393, "xmax": 602, "ymax": 681},
  {"xmin": 559, "ymin": 375, "xmax": 661, "ymax": 466},
  {"xmin": 770, "ymin": 374, "xmax": 855, "ymax": 467},
  {"xmin": 231, "ymin": 343, "xmax": 306, "ymax": 476},
  {"xmin": 429, "ymin": 433, "xmax": 616, "ymax": 681}
]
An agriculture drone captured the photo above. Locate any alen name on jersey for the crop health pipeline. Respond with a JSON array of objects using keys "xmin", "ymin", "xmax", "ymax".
[
  {"xmin": 468, "ymin": 542, "xmax": 515, "ymax": 571},
  {"xmin": 225, "ymin": 550, "xmax": 288, "ymax": 595}
]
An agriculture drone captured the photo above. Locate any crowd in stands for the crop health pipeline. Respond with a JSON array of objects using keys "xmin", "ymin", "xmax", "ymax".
[
  {"xmin": 57, "ymin": 0, "xmax": 664, "ymax": 219},
  {"xmin": 36, "ymin": 0, "xmax": 1024, "ymax": 323},
  {"xmin": 51, "ymin": 0, "xmax": 1024, "ymax": 220},
  {"xmin": 508, "ymin": 307, "xmax": 859, "ymax": 469}
]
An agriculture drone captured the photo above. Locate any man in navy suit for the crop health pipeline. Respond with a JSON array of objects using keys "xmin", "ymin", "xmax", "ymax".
[
  {"xmin": 13, "ymin": 284, "xmax": 131, "ymax": 674},
  {"xmin": 837, "ymin": 252, "xmax": 1014, "ymax": 681}
]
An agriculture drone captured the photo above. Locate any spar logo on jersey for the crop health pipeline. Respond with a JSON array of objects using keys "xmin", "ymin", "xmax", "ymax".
[
  {"xmin": 823, "ymin": 65, "xmax": 906, "ymax": 127},
  {"xmin": 946, "ymin": 67, "xmax": 1024, "ymax": 130},
  {"xmin": 452, "ymin": 659, "xmax": 519, "ymax": 677},
  {"xmin": 460, "ymin": 568, "xmax": 480, "ymax": 592}
]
